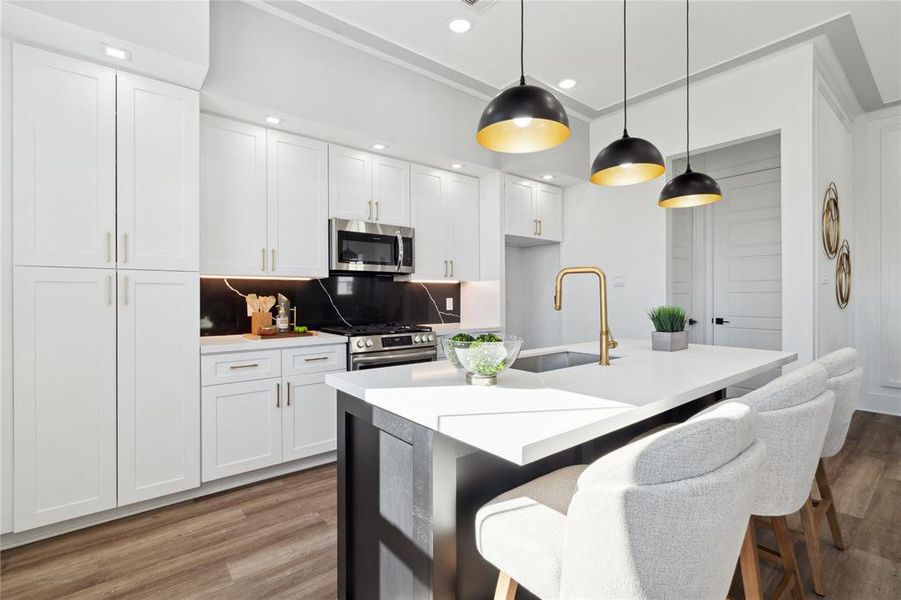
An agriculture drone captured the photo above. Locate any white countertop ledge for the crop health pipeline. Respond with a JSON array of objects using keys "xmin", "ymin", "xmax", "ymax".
[
  {"xmin": 325, "ymin": 339, "xmax": 796, "ymax": 465},
  {"xmin": 200, "ymin": 332, "xmax": 347, "ymax": 354}
]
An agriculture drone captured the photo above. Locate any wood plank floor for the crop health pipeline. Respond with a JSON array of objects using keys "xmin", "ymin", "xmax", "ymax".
[{"xmin": 1, "ymin": 412, "xmax": 898, "ymax": 599}]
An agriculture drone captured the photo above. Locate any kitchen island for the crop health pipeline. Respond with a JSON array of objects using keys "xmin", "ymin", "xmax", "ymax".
[{"xmin": 326, "ymin": 339, "xmax": 796, "ymax": 600}]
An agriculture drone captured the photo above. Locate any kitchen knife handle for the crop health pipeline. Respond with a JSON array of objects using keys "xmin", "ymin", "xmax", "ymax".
[{"xmin": 261, "ymin": 248, "xmax": 266, "ymax": 272}]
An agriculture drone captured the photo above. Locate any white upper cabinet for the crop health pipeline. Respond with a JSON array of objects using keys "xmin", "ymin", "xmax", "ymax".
[
  {"xmin": 411, "ymin": 165, "xmax": 480, "ymax": 281},
  {"xmin": 372, "ymin": 155, "xmax": 411, "ymax": 226},
  {"xmin": 13, "ymin": 267, "xmax": 117, "ymax": 531},
  {"xmin": 411, "ymin": 166, "xmax": 448, "ymax": 280},
  {"xmin": 200, "ymin": 115, "xmax": 268, "ymax": 276},
  {"xmin": 12, "ymin": 44, "xmax": 116, "ymax": 268},
  {"xmin": 117, "ymin": 74, "xmax": 199, "ymax": 271},
  {"xmin": 504, "ymin": 175, "xmax": 563, "ymax": 242},
  {"xmin": 117, "ymin": 270, "xmax": 200, "ymax": 506},
  {"xmin": 267, "ymin": 130, "xmax": 329, "ymax": 278},
  {"xmin": 329, "ymin": 145, "xmax": 412, "ymax": 226},
  {"xmin": 329, "ymin": 145, "xmax": 373, "ymax": 221}
]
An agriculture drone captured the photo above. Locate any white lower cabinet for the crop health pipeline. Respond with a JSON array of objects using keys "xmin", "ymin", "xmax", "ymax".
[
  {"xmin": 13, "ymin": 267, "xmax": 117, "ymax": 531},
  {"xmin": 200, "ymin": 344, "xmax": 345, "ymax": 482},
  {"xmin": 201, "ymin": 379, "xmax": 283, "ymax": 481},
  {"xmin": 117, "ymin": 270, "xmax": 200, "ymax": 505}
]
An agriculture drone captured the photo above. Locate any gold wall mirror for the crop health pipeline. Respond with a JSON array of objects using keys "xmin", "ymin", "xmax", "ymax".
[
  {"xmin": 835, "ymin": 239, "xmax": 851, "ymax": 309},
  {"xmin": 822, "ymin": 182, "xmax": 840, "ymax": 259}
]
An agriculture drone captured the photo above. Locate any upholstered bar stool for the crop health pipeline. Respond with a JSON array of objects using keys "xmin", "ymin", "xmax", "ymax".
[
  {"xmin": 728, "ymin": 363, "xmax": 835, "ymax": 600},
  {"xmin": 475, "ymin": 402, "xmax": 765, "ymax": 600},
  {"xmin": 795, "ymin": 347, "xmax": 862, "ymax": 595}
]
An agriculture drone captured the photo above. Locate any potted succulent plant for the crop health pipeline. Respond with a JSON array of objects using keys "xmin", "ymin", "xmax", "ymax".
[{"xmin": 648, "ymin": 305, "xmax": 689, "ymax": 351}]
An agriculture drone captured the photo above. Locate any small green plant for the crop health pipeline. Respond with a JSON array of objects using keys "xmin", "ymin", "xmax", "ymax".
[{"xmin": 648, "ymin": 305, "xmax": 687, "ymax": 332}]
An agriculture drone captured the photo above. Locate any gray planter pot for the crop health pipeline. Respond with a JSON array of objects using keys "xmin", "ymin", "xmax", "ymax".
[{"xmin": 652, "ymin": 330, "xmax": 689, "ymax": 352}]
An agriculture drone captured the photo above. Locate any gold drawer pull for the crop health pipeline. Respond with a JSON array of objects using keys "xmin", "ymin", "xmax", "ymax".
[
  {"xmin": 230, "ymin": 363, "xmax": 260, "ymax": 370},
  {"xmin": 304, "ymin": 356, "xmax": 329, "ymax": 362}
]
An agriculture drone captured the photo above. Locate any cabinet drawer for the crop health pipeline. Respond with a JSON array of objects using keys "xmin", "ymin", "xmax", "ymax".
[
  {"xmin": 201, "ymin": 350, "xmax": 281, "ymax": 386},
  {"xmin": 282, "ymin": 344, "xmax": 346, "ymax": 376}
]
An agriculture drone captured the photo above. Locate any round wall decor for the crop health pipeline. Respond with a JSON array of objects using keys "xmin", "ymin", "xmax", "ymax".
[
  {"xmin": 835, "ymin": 239, "xmax": 851, "ymax": 309},
  {"xmin": 822, "ymin": 182, "xmax": 840, "ymax": 259}
]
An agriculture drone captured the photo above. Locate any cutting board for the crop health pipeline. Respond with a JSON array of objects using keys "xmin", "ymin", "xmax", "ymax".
[{"xmin": 243, "ymin": 331, "xmax": 316, "ymax": 340}]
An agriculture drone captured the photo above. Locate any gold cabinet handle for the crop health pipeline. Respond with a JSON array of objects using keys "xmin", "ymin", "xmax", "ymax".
[
  {"xmin": 107, "ymin": 275, "xmax": 113, "ymax": 306},
  {"xmin": 368, "ymin": 201, "xmax": 372, "ymax": 221},
  {"xmin": 444, "ymin": 260, "xmax": 448, "ymax": 277},
  {"xmin": 261, "ymin": 248, "xmax": 266, "ymax": 272},
  {"xmin": 271, "ymin": 248, "xmax": 276, "ymax": 271},
  {"xmin": 122, "ymin": 275, "xmax": 129, "ymax": 306},
  {"xmin": 286, "ymin": 381, "xmax": 292, "ymax": 406},
  {"xmin": 375, "ymin": 201, "xmax": 379, "ymax": 221},
  {"xmin": 122, "ymin": 233, "xmax": 129, "ymax": 263},
  {"xmin": 276, "ymin": 382, "xmax": 281, "ymax": 408},
  {"xmin": 229, "ymin": 363, "xmax": 259, "ymax": 370},
  {"xmin": 304, "ymin": 356, "xmax": 329, "ymax": 362},
  {"xmin": 450, "ymin": 260, "xmax": 454, "ymax": 278},
  {"xmin": 106, "ymin": 232, "xmax": 112, "ymax": 263}
]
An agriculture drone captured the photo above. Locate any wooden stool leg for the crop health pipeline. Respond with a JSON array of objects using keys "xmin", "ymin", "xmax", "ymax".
[
  {"xmin": 800, "ymin": 498, "xmax": 827, "ymax": 596},
  {"xmin": 816, "ymin": 460, "xmax": 845, "ymax": 550},
  {"xmin": 495, "ymin": 571, "xmax": 518, "ymax": 600},
  {"xmin": 739, "ymin": 520, "xmax": 763, "ymax": 600},
  {"xmin": 773, "ymin": 516, "xmax": 805, "ymax": 600}
]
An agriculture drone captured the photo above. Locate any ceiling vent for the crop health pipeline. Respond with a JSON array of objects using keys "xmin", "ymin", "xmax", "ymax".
[{"xmin": 460, "ymin": 0, "xmax": 498, "ymax": 15}]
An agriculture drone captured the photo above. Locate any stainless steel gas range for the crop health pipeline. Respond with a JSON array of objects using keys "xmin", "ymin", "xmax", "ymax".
[{"xmin": 318, "ymin": 324, "xmax": 437, "ymax": 371}]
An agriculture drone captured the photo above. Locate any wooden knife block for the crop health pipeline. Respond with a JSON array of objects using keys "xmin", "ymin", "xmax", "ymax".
[{"xmin": 250, "ymin": 311, "xmax": 273, "ymax": 335}]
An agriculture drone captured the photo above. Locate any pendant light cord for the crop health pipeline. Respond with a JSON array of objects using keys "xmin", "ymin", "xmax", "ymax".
[
  {"xmin": 685, "ymin": 0, "xmax": 691, "ymax": 169},
  {"xmin": 519, "ymin": 0, "xmax": 525, "ymax": 85},
  {"xmin": 623, "ymin": 0, "xmax": 627, "ymax": 135}
]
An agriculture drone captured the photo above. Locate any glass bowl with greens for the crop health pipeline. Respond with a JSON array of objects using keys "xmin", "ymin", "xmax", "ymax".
[{"xmin": 441, "ymin": 333, "xmax": 523, "ymax": 385}]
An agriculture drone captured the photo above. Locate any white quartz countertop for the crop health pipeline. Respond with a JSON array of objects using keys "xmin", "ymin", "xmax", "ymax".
[
  {"xmin": 325, "ymin": 339, "xmax": 796, "ymax": 465},
  {"xmin": 200, "ymin": 332, "xmax": 347, "ymax": 354}
]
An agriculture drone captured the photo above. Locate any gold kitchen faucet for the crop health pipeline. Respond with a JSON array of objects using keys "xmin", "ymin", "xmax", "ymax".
[{"xmin": 554, "ymin": 266, "xmax": 618, "ymax": 366}]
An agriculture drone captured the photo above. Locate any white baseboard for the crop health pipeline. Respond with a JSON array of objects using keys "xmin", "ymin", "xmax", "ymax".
[
  {"xmin": 0, "ymin": 452, "xmax": 336, "ymax": 550},
  {"xmin": 859, "ymin": 392, "xmax": 901, "ymax": 417}
]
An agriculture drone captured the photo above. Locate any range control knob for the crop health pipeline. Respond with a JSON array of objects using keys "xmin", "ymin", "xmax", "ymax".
[
  {"xmin": 413, "ymin": 335, "xmax": 421, "ymax": 343},
  {"xmin": 427, "ymin": 334, "xmax": 435, "ymax": 342},
  {"xmin": 355, "ymin": 339, "xmax": 365, "ymax": 348},
  {"xmin": 365, "ymin": 338, "xmax": 374, "ymax": 348}
]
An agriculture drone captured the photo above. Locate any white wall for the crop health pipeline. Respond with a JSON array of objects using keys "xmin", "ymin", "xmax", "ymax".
[
  {"xmin": 504, "ymin": 243, "xmax": 562, "ymax": 350},
  {"xmin": 571, "ymin": 44, "xmax": 818, "ymax": 363},
  {"xmin": 853, "ymin": 106, "xmax": 901, "ymax": 416}
]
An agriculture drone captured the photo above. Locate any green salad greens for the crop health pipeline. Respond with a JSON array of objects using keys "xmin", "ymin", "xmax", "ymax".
[
  {"xmin": 444, "ymin": 333, "xmax": 509, "ymax": 376},
  {"xmin": 451, "ymin": 333, "xmax": 475, "ymax": 342}
]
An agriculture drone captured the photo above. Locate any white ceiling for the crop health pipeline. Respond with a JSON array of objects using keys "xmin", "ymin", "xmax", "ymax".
[{"xmin": 303, "ymin": 0, "xmax": 901, "ymax": 114}]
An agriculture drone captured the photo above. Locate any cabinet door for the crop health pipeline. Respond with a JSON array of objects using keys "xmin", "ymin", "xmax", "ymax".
[
  {"xmin": 117, "ymin": 270, "xmax": 199, "ymax": 506},
  {"xmin": 411, "ymin": 165, "xmax": 448, "ymax": 279},
  {"xmin": 13, "ymin": 267, "xmax": 117, "ymax": 530},
  {"xmin": 329, "ymin": 145, "xmax": 372, "ymax": 221},
  {"xmin": 200, "ymin": 115, "xmax": 268, "ymax": 276},
  {"xmin": 535, "ymin": 183, "xmax": 563, "ymax": 241},
  {"xmin": 12, "ymin": 44, "xmax": 116, "ymax": 268},
  {"xmin": 372, "ymin": 155, "xmax": 411, "ymax": 226},
  {"xmin": 117, "ymin": 74, "xmax": 199, "ymax": 271},
  {"xmin": 283, "ymin": 373, "xmax": 338, "ymax": 462},
  {"xmin": 201, "ymin": 379, "xmax": 282, "ymax": 481},
  {"xmin": 504, "ymin": 176, "xmax": 537, "ymax": 237},
  {"xmin": 445, "ymin": 173, "xmax": 480, "ymax": 281},
  {"xmin": 267, "ymin": 130, "xmax": 329, "ymax": 277}
]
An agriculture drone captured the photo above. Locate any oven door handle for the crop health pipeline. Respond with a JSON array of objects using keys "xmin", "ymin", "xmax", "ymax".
[
  {"xmin": 351, "ymin": 348, "xmax": 437, "ymax": 365},
  {"xmin": 396, "ymin": 231, "xmax": 404, "ymax": 272}
]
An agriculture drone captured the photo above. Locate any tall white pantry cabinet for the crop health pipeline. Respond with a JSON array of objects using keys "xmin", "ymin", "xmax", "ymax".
[{"xmin": 10, "ymin": 44, "xmax": 200, "ymax": 531}]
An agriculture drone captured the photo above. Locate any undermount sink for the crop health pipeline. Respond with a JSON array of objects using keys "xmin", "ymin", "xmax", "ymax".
[{"xmin": 511, "ymin": 351, "xmax": 619, "ymax": 373}]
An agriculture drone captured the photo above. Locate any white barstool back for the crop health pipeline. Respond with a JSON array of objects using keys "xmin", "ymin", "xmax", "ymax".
[{"xmin": 816, "ymin": 347, "xmax": 862, "ymax": 458}]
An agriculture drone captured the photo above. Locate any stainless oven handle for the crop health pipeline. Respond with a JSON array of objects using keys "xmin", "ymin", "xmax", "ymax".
[
  {"xmin": 396, "ymin": 231, "xmax": 404, "ymax": 272},
  {"xmin": 351, "ymin": 348, "xmax": 437, "ymax": 365}
]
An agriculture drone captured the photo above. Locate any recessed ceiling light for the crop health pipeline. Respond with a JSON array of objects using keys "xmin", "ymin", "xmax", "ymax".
[
  {"xmin": 557, "ymin": 78, "xmax": 577, "ymax": 90},
  {"xmin": 265, "ymin": 115, "xmax": 282, "ymax": 125},
  {"xmin": 542, "ymin": 174, "xmax": 555, "ymax": 180},
  {"xmin": 451, "ymin": 163, "xmax": 463, "ymax": 169},
  {"xmin": 372, "ymin": 143, "xmax": 387, "ymax": 150},
  {"xmin": 448, "ymin": 18, "xmax": 472, "ymax": 34},
  {"xmin": 101, "ymin": 44, "xmax": 130, "ymax": 61}
]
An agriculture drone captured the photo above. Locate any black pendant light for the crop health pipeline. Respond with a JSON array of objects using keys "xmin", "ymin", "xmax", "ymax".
[
  {"xmin": 477, "ymin": 0, "xmax": 570, "ymax": 153},
  {"xmin": 659, "ymin": 0, "xmax": 722, "ymax": 208},
  {"xmin": 590, "ymin": 0, "xmax": 664, "ymax": 186}
]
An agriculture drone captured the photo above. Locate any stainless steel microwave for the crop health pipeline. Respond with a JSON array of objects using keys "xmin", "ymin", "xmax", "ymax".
[{"xmin": 329, "ymin": 219, "xmax": 414, "ymax": 274}]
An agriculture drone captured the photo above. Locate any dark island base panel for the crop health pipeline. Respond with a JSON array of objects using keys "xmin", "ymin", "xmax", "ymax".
[
  {"xmin": 200, "ymin": 275, "xmax": 461, "ymax": 336},
  {"xmin": 336, "ymin": 391, "xmax": 726, "ymax": 600}
]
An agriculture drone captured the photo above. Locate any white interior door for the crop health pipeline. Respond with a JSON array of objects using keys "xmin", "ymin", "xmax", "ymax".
[
  {"xmin": 712, "ymin": 167, "xmax": 782, "ymax": 391},
  {"xmin": 283, "ymin": 373, "xmax": 337, "ymax": 462},
  {"xmin": 669, "ymin": 207, "xmax": 699, "ymax": 342},
  {"xmin": 411, "ymin": 166, "xmax": 447, "ymax": 279},
  {"xmin": 200, "ymin": 114, "xmax": 268, "ymax": 276},
  {"xmin": 13, "ymin": 267, "xmax": 117, "ymax": 530},
  {"xmin": 267, "ymin": 130, "xmax": 329, "ymax": 277},
  {"xmin": 329, "ymin": 145, "xmax": 373, "ymax": 221},
  {"xmin": 117, "ymin": 270, "xmax": 200, "ymax": 506},
  {"xmin": 372, "ymin": 155, "xmax": 411, "ymax": 226},
  {"xmin": 12, "ymin": 44, "xmax": 116, "ymax": 268},
  {"xmin": 117, "ymin": 73, "xmax": 199, "ymax": 271}
]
